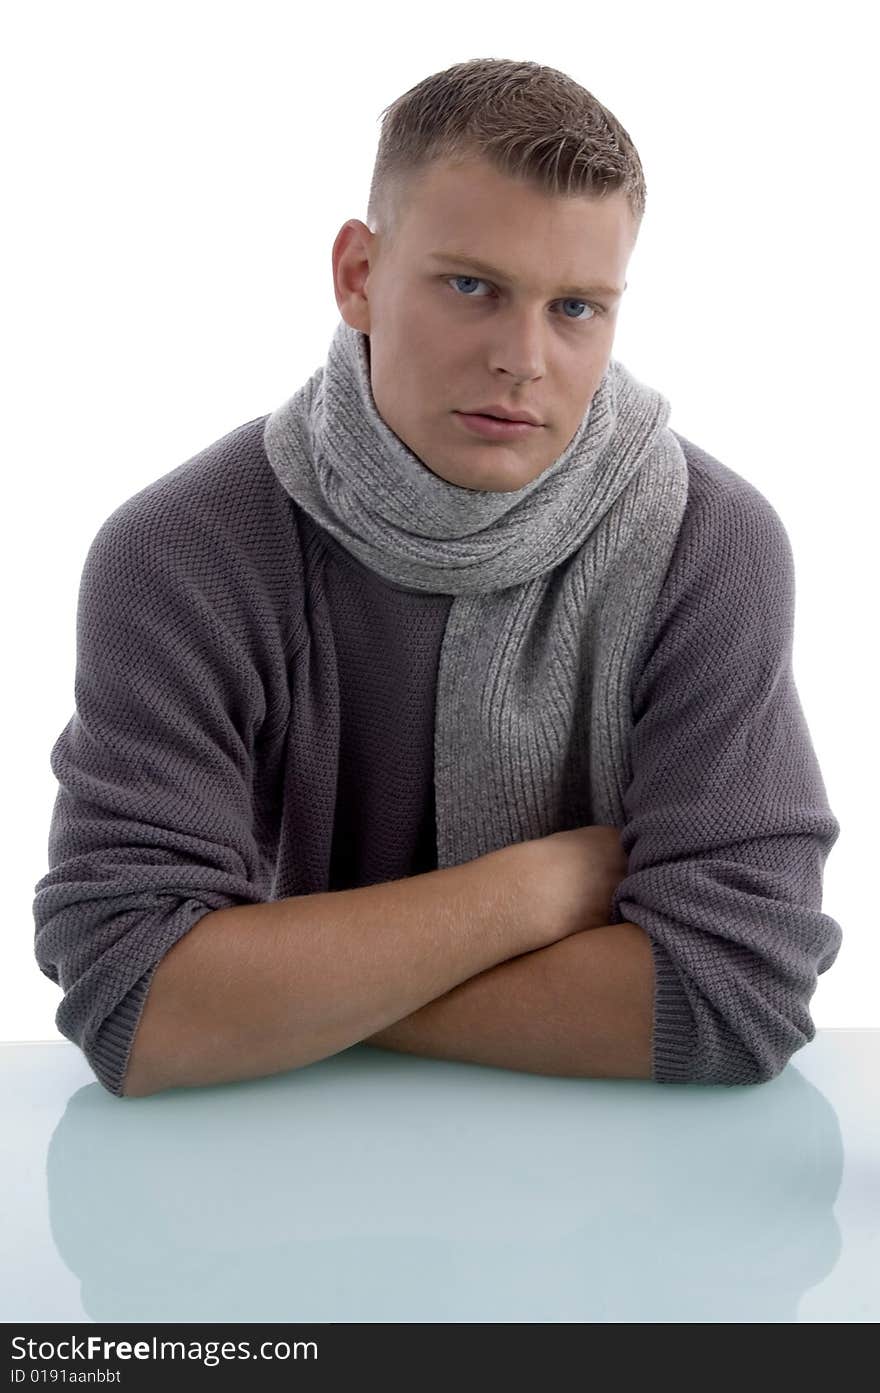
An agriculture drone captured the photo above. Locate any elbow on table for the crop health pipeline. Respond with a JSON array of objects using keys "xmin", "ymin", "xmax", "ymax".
[
  {"xmin": 121, "ymin": 1050, "xmax": 166, "ymax": 1098},
  {"xmin": 711, "ymin": 1013, "xmax": 817, "ymax": 1088},
  {"xmin": 655, "ymin": 988, "xmax": 817, "ymax": 1088}
]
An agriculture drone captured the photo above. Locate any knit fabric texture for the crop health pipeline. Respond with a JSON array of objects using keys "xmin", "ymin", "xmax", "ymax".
[
  {"xmin": 264, "ymin": 320, "xmax": 690, "ymax": 869},
  {"xmin": 32, "ymin": 417, "xmax": 842, "ymax": 1095}
]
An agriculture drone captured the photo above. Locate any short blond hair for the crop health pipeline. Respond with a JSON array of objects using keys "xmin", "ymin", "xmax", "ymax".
[{"xmin": 367, "ymin": 57, "xmax": 646, "ymax": 246}]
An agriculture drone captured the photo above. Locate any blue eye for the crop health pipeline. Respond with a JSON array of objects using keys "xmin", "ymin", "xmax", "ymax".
[
  {"xmin": 451, "ymin": 276, "xmax": 486, "ymax": 295},
  {"xmin": 447, "ymin": 275, "xmax": 597, "ymax": 321}
]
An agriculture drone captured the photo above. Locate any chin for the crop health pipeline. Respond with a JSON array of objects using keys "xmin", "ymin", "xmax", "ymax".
[{"xmin": 413, "ymin": 431, "xmax": 547, "ymax": 492}]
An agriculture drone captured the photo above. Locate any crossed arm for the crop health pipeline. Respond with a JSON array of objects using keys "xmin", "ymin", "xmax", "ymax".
[{"xmin": 363, "ymin": 920, "xmax": 655, "ymax": 1080}]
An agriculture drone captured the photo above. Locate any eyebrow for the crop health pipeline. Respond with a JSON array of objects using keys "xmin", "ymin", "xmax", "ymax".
[{"xmin": 426, "ymin": 250, "xmax": 625, "ymax": 301}]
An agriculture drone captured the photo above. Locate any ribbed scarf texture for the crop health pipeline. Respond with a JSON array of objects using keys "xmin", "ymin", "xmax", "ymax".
[{"xmin": 263, "ymin": 319, "xmax": 689, "ymax": 866}]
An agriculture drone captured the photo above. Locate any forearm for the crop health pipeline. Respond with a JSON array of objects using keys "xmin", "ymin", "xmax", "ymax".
[
  {"xmin": 123, "ymin": 841, "xmax": 556, "ymax": 1097},
  {"xmin": 362, "ymin": 921, "xmax": 655, "ymax": 1080}
]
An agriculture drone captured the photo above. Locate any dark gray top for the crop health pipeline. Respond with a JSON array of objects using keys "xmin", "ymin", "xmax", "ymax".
[{"xmin": 32, "ymin": 417, "xmax": 842, "ymax": 1095}]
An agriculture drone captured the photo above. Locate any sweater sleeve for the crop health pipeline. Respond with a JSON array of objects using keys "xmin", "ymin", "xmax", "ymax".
[
  {"xmin": 32, "ymin": 484, "xmax": 297, "ymax": 1098},
  {"xmin": 609, "ymin": 457, "xmax": 842, "ymax": 1086}
]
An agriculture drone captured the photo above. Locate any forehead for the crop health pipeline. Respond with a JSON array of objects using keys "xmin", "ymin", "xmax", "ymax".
[
  {"xmin": 411, "ymin": 154, "xmax": 625, "ymax": 212},
  {"xmin": 398, "ymin": 157, "xmax": 636, "ymax": 273}
]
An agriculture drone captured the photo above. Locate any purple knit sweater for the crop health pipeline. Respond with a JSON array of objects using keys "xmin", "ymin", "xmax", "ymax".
[{"xmin": 32, "ymin": 417, "xmax": 842, "ymax": 1095}]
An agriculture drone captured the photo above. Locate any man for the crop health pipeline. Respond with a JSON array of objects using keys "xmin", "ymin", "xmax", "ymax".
[{"xmin": 33, "ymin": 59, "xmax": 842, "ymax": 1098}]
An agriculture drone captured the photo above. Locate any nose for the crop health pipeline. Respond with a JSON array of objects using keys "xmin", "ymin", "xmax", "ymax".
[{"xmin": 488, "ymin": 311, "xmax": 547, "ymax": 384}]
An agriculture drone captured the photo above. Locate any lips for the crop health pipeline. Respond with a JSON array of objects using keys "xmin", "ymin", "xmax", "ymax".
[
  {"xmin": 454, "ymin": 411, "xmax": 539, "ymax": 440},
  {"xmin": 462, "ymin": 403, "xmax": 543, "ymax": 426},
  {"xmin": 478, "ymin": 406, "xmax": 541, "ymax": 425}
]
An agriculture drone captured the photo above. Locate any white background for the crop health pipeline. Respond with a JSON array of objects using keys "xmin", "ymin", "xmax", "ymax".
[{"xmin": 4, "ymin": 0, "xmax": 875, "ymax": 1041}]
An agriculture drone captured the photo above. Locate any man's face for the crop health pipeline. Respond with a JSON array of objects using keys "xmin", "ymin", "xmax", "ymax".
[{"xmin": 332, "ymin": 156, "xmax": 638, "ymax": 492}]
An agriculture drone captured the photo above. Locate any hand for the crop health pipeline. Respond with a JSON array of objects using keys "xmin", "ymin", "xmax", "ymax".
[{"xmin": 525, "ymin": 824, "xmax": 630, "ymax": 943}]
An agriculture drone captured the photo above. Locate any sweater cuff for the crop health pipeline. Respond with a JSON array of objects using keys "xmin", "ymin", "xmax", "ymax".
[
  {"xmin": 649, "ymin": 937, "xmax": 699, "ymax": 1083},
  {"xmin": 85, "ymin": 966, "xmax": 158, "ymax": 1098}
]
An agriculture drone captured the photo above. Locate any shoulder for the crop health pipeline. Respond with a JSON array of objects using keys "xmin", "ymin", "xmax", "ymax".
[
  {"xmin": 655, "ymin": 431, "xmax": 797, "ymax": 626},
  {"xmin": 631, "ymin": 433, "xmax": 799, "ymax": 714},
  {"xmin": 671, "ymin": 431, "xmax": 795, "ymax": 581},
  {"xmin": 92, "ymin": 414, "xmax": 292, "ymax": 552},
  {"xmin": 83, "ymin": 414, "xmax": 306, "ymax": 651}
]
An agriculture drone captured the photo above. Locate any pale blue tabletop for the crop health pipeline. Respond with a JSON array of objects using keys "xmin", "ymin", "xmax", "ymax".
[{"xmin": 1, "ymin": 1031, "xmax": 877, "ymax": 1323}]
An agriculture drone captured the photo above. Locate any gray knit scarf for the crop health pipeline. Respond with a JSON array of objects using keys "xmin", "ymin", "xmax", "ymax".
[{"xmin": 263, "ymin": 318, "xmax": 689, "ymax": 868}]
